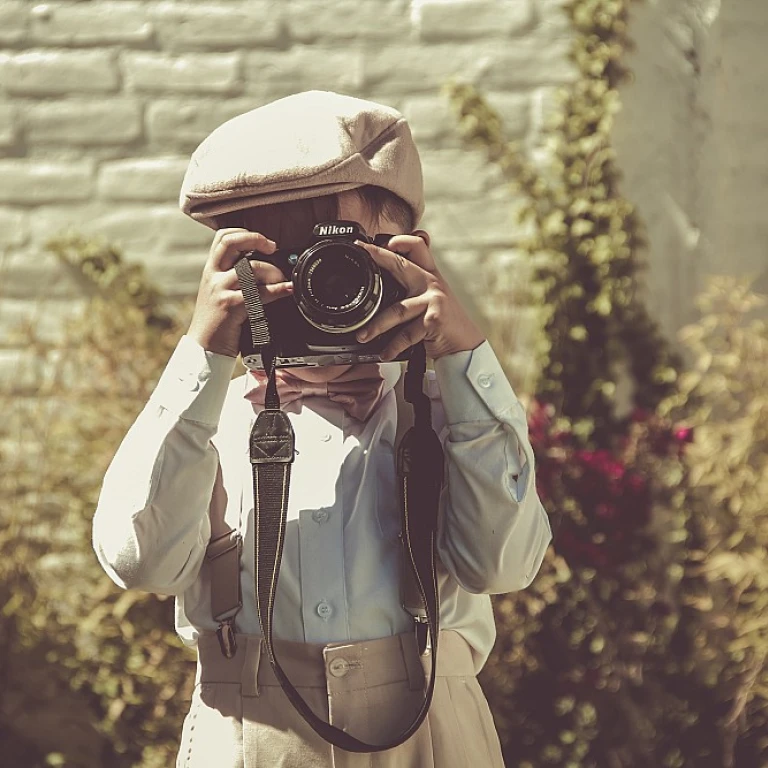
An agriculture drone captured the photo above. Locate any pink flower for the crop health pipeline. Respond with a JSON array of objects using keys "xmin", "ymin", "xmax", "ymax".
[{"xmin": 673, "ymin": 427, "xmax": 694, "ymax": 444}]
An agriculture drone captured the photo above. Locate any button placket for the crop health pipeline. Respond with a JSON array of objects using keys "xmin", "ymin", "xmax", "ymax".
[{"xmin": 296, "ymin": 408, "xmax": 348, "ymax": 643}]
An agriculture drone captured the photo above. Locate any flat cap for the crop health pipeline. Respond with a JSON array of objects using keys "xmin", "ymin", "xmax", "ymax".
[{"xmin": 180, "ymin": 91, "xmax": 424, "ymax": 230}]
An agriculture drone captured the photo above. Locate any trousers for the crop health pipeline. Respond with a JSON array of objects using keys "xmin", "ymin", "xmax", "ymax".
[{"xmin": 176, "ymin": 629, "xmax": 505, "ymax": 768}]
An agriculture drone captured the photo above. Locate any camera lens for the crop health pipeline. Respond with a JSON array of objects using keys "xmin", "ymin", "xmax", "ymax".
[
  {"xmin": 293, "ymin": 242, "xmax": 383, "ymax": 333},
  {"xmin": 308, "ymin": 248, "xmax": 367, "ymax": 310}
]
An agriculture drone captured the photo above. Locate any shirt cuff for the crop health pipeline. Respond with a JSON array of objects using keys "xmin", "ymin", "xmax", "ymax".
[
  {"xmin": 433, "ymin": 341, "xmax": 528, "ymax": 427},
  {"xmin": 150, "ymin": 335, "xmax": 238, "ymax": 426}
]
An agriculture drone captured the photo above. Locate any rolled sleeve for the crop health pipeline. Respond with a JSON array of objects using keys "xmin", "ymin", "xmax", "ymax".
[
  {"xmin": 434, "ymin": 341, "xmax": 527, "ymax": 425},
  {"xmin": 434, "ymin": 341, "xmax": 530, "ymax": 497},
  {"xmin": 151, "ymin": 335, "xmax": 237, "ymax": 426},
  {"xmin": 433, "ymin": 342, "xmax": 551, "ymax": 594},
  {"xmin": 93, "ymin": 336, "xmax": 235, "ymax": 596}
]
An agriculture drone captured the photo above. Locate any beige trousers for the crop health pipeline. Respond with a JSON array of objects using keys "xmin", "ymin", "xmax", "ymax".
[{"xmin": 176, "ymin": 630, "xmax": 504, "ymax": 768}]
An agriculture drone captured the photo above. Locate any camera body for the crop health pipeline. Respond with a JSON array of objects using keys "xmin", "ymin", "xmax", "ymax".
[{"xmin": 239, "ymin": 221, "xmax": 410, "ymax": 369}]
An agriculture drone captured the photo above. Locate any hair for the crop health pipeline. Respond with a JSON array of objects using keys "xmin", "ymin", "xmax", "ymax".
[{"xmin": 214, "ymin": 186, "xmax": 414, "ymax": 249}]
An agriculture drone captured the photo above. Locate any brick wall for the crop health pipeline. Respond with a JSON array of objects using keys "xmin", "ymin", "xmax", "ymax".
[
  {"xmin": 1, "ymin": 0, "xmax": 759, "ymax": 394},
  {"xmin": 0, "ymin": 0, "xmax": 577, "ymax": 387}
]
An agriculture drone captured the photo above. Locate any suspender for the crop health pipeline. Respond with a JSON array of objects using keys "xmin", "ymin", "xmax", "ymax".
[{"xmin": 203, "ymin": 256, "xmax": 443, "ymax": 753}]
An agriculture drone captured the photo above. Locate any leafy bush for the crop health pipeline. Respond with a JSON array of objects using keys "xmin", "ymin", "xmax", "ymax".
[
  {"xmin": 445, "ymin": 0, "xmax": 768, "ymax": 764},
  {"xmin": 660, "ymin": 277, "xmax": 768, "ymax": 765},
  {"xmin": 0, "ymin": 235, "xmax": 197, "ymax": 767}
]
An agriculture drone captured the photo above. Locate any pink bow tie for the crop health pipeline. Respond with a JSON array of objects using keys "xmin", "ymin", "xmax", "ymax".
[{"xmin": 244, "ymin": 365, "xmax": 387, "ymax": 422}]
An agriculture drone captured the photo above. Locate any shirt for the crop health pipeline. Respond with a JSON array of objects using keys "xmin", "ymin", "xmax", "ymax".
[{"xmin": 92, "ymin": 335, "xmax": 552, "ymax": 673}]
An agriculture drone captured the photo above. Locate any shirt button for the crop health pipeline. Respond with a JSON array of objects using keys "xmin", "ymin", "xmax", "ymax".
[
  {"xmin": 198, "ymin": 369, "xmax": 210, "ymax": 382},
  {"xmin": 328, "ymin": 657, "xmax": 349, "ymax": 678},
  {"xmin": 320, "ymin": 433, "xmax": 332, "ymax": 442},
  {"xmin": 477, "ymin": 373, "xmax": 494, "ymax": 389},
  {"xmin": 312, "ymin": 509, "xmax": 329, "ymax": 524},
  {"xmin": 316, "ymin": 601, "xmax": 333, "ymax": 619}
]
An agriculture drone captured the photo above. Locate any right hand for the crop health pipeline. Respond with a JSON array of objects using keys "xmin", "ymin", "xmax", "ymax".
[{"xmin": 187, "ymin": 228, "xmax": 293, "ymax": 358}]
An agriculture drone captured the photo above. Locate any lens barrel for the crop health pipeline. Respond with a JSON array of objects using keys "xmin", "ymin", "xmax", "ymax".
[{"xmin": 293, "ymin": 241, "xmax": 383, "ymax": 333}]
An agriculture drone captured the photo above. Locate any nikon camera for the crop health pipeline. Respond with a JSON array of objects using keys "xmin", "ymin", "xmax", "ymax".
[{"xmin": 239, "ymin": 221, "xmax": 410, "ymax": 369}]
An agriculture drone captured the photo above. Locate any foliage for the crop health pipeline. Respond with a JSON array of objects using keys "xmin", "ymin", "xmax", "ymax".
[
  {"xmin": 661, "ymin": 278, "xmax": 768, "ymax": 765},
  {"xmin": 447, "ymin": 0, "xmax": 681, "ymax": 448},
  {"xmin": 0, "ymin": 1, "xmax": 764, "ymax": 766},
  {"xmin": 0, "ymin": 234, "xmax": 196, "ymax": 767},
  {"xmin": 446, "ymin": 0, "xmax": 767, "ymax": 766}
]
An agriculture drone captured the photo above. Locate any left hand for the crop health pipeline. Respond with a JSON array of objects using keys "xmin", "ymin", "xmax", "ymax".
[{"xmin": 354, "ymin": 231, "xmax": 485, "ymax": 361}]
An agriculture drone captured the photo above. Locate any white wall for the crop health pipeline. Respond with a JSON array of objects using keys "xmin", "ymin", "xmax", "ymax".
[
  {"xmin": 0, "ymin": 0, "xmax": 575, "ymax": 387},
  {"xmin": 2, "ymin": 0, "xmax": 761, "ymax": 388},
  {"xmin": 613, "ymin": 0, "xmax": 767, "ymax": 346}
]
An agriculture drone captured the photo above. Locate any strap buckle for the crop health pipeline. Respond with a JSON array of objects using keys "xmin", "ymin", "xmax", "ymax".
[
  {"xmin": 413, "ymin": 614, "xmax": 431, "ymax": 657},
  {"xmin": 216, "ymin": 617, "xmax": 238, "ymax": 659}
]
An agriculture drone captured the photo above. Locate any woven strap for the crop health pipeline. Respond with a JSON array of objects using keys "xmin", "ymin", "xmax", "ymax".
[{"xmin": 211, "ymin": 255, "xmax": 444, "ymax": 753}]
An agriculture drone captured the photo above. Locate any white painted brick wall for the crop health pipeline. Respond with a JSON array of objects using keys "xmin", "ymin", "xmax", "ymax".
[
  {"xmin": 0, "ymin": 103, "xmax": 16, "ymax": 148},
  {"xmin": 122, "ymin": 52, "xmax": 243, "ymax": 93},
  {"xmin": 415, "ymin": 0, "xmax": 535, "ymax": 39},
  {"xmin": 24, "ymin": 101, "xmax": 144, "ymax": 145},
  {"xmin": 1, "ymin": 50, "xmax": 121, "ymax": 95},
  {"xmin": 0, "ymin": 160, "xmax": 95, "ymax": 203},
  {"xmin": 286, "ymin": 0, "xmax": 413, "ymax": 41},
  {"xmin": 150, "ymin": 3, "xmax": 283, "ymax": 50},
  {"xmin": 8, "ymin": 0, "xmax": 743, "ymax": 389},
  {"xmin": 0, "ymin": 208, "xmax": 28, "ymax": 248},
  {"xmin": 0, "ymin": 2, "xmax": 27, "ymax": 45},
  {"xmin": 145, "ymin": 98, "xmax": 257, "ymax": 150},
  {"xmin": 97, "ymin": 157, "xmax": 190, "ymax": 201},
  {"xmin": 29, "ymin": 2, "xmax": 155, "ymax": 46}
]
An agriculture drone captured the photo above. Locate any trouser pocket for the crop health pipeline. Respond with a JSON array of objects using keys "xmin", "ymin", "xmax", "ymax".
[{"xmin": 176, "ymin": 683, "xmax": 244, "ymax": 768}]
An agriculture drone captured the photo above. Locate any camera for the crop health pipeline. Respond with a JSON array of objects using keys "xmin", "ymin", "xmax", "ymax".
[{"xmin": 239, "ymin": 220, "xmax": 410, "ymax": 369}]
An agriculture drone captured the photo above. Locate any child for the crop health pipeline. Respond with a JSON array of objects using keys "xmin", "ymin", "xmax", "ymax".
[{"xmin": 93, "ymin": 90, "xmax": 552, "ymax": 767}]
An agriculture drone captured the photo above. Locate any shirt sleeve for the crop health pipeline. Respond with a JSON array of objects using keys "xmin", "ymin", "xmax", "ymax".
[
  {"xmin": 92, "ymin": 335, "xmax": 237, "ymax": 595},
  {"xmin": 432, "ymin": 341, "xmax": 553, "ymax": 594}
]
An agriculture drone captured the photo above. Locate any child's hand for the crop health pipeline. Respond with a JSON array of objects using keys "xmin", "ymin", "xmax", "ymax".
[
  {"xmin": 354, "ymin": 233, "xmax": 485, "ymax": 361},
  {"xmin": 187, "ymin": 228, "xmax": 293, "ymax": 358}
]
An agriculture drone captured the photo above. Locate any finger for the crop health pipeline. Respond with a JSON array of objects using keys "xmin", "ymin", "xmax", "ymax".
[
  {"xmin": 258, "ymin": 281, "xmax": 294, "ymax": 305},
  {"xmin": 212, "ymin": 230, "xmax": 277, "ymax": 271},
  {"xmin": 220, "ymin": 273, "xmax": 294, "ymax": 304},
  {"xmin": 354, "ymin": 240, "xmax": 426, "ymax": 294},
  {"xmin": 219, "ymin": 280, "xmax": 293, "ymax": 313},
  {"xmin": 211, "ymin": 227, "xmax": 248, "ymax": 247},
  {"xmin": 356, "ymin": 295, "xmax": 427, "ymax": 343},
  {"xmin": 384, "ymin": 232, "xmax": 437, "ymax": 272},
  {"xmin": 220, "ymin": 259, "xmax": 286, "ymax": 289},
  {"xmin": 379, "ymin": 317, "xmax": 428, "ymax": 362}
]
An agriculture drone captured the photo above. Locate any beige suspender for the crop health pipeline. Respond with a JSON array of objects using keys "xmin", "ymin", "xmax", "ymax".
[{"xmin": 205, "ymin": 457, "xmax": 242, "ymax": 657}]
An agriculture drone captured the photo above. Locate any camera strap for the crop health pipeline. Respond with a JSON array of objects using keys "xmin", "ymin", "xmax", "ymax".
[{"xmin": 207, "ymin": 255, "xmax": 444, "ymax": 753}]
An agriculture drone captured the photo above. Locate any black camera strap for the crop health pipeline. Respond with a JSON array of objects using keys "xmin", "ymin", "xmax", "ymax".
[{"xmin": 218, "ymin": 255, "xmax": 444, "ymax": 753}]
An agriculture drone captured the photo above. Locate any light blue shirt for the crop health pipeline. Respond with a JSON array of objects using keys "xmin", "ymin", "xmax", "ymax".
[{"xmin": 92, "ymin": 336, "xmax": 552, "ymax": 673}]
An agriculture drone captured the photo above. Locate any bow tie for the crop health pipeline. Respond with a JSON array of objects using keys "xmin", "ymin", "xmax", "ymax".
[{"xmin": 244, "ymin": 364, "xmax": 389, "ymax": 422}]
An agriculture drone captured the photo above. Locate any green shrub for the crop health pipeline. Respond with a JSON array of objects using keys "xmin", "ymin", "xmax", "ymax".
[
  {"xmin": 0, "ymin": 235, "xmax": 196, "ymax": 768},
  {"xmin": 445, "ymin": 0, "xmax": 767, "ymax": 764}
]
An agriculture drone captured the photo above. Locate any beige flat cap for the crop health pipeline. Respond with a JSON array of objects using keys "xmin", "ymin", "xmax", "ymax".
[{"xmin": 180, "ymin": 91, "xmax": 424, "ymax": 230}]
